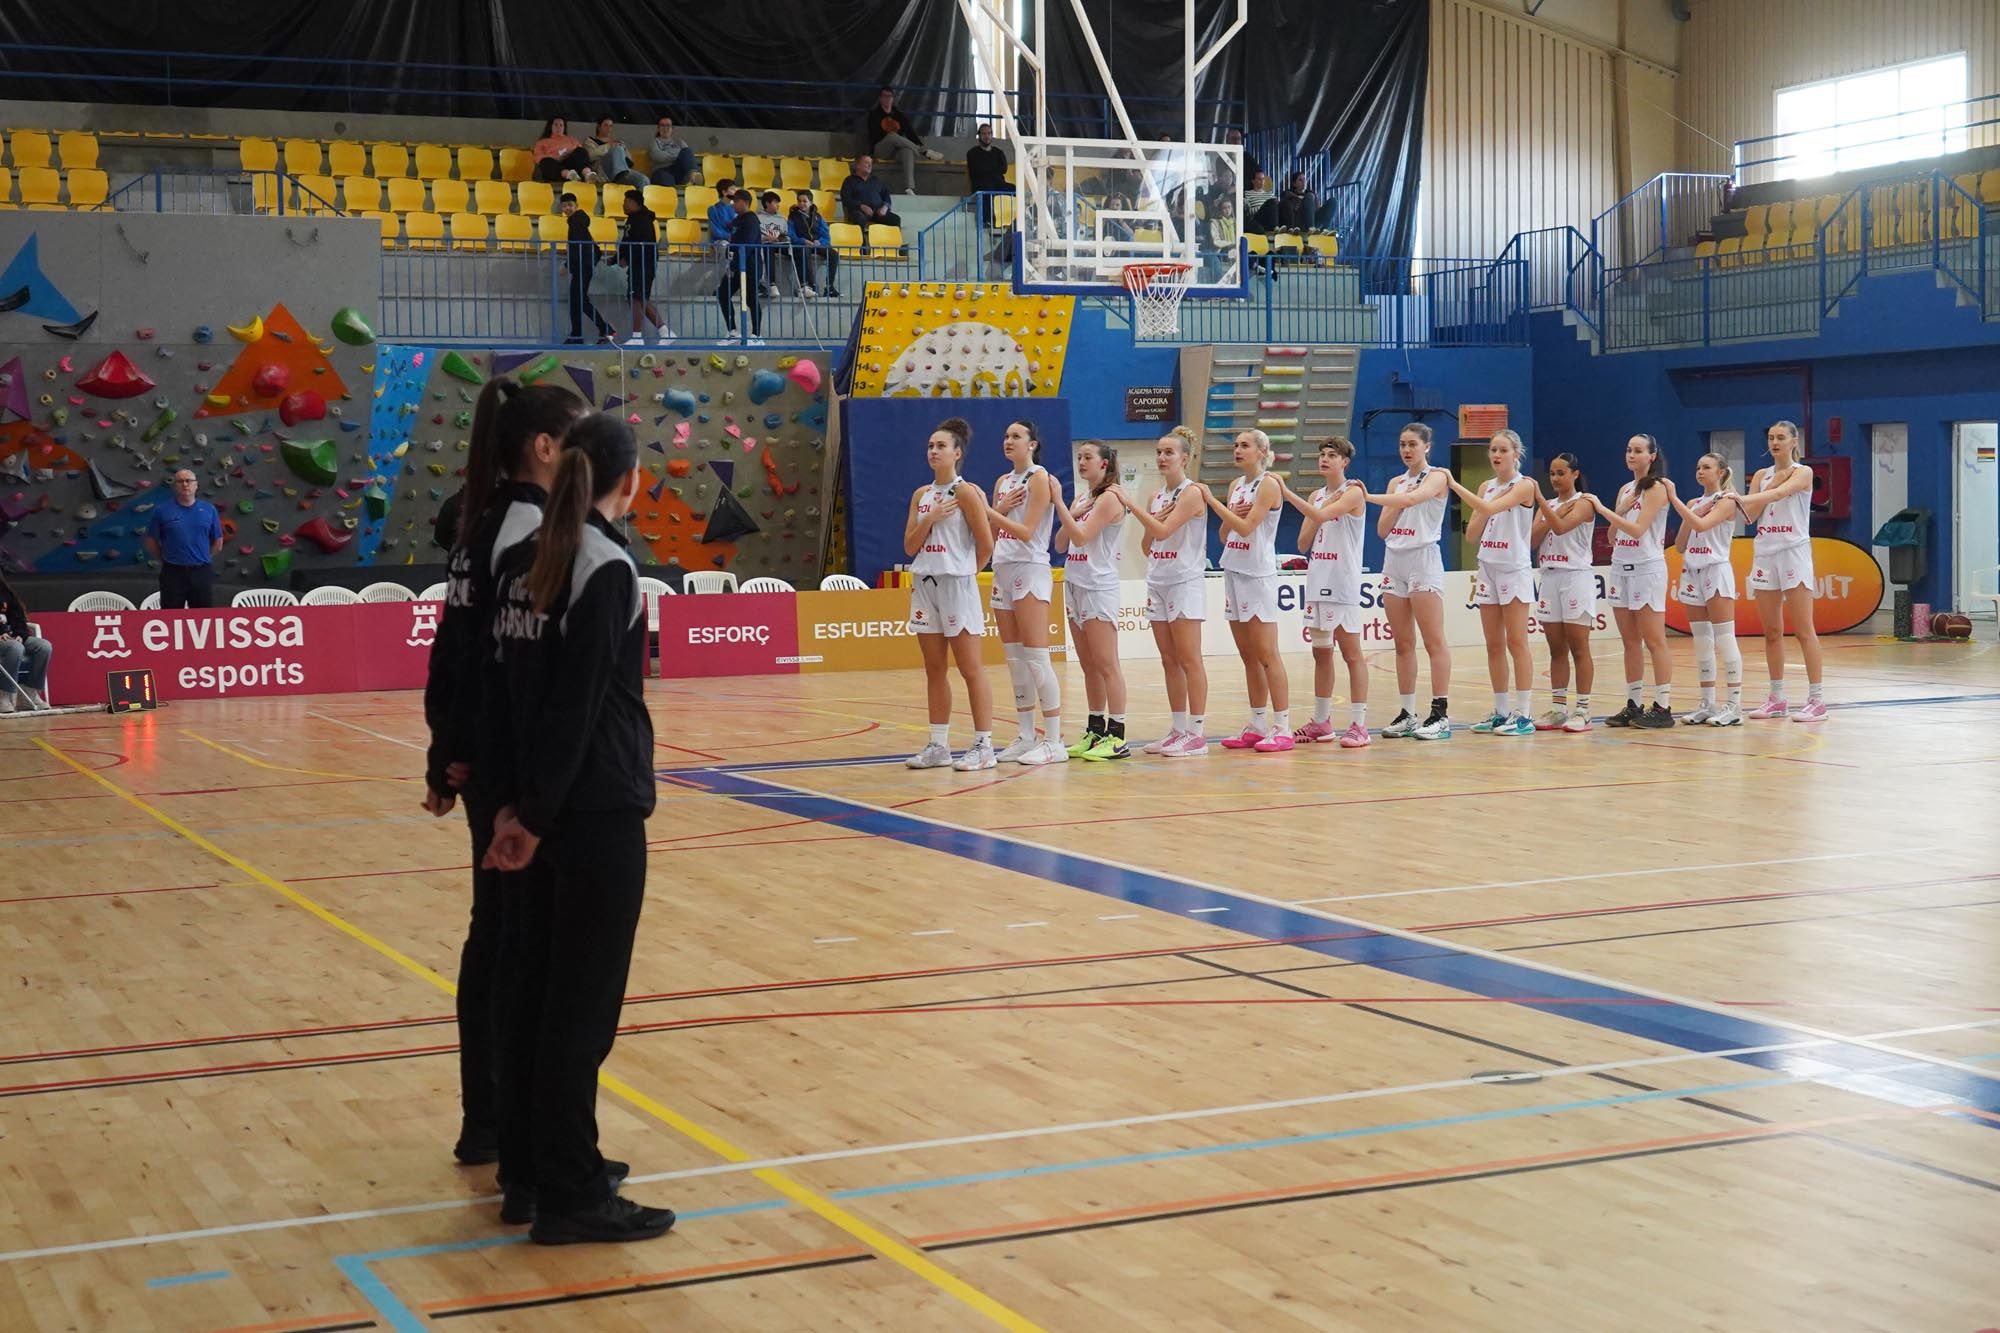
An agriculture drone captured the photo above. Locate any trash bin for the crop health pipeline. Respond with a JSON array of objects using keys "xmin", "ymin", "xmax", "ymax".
[{"xmin": 1871, "ymin": 507, "xmax": 1931, "ymax": 586}]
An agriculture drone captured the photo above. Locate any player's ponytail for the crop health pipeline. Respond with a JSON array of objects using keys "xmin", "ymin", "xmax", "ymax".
[
  {"xmin": 1633, "ymin": 433, "xmax": 1667, "ymax": 494},
  {"xmin": 456, "ymin": 378, "xmax": 584, "ymax": 551},
  {"xmin": 526, "ymin": 413, "xmax": 637, "ymax": 614}
]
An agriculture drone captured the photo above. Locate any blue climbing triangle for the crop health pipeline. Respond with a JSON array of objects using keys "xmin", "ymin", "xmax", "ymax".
[{"xmin": 0, "ymin": 234, "xmax": 80, "ymax": 323}]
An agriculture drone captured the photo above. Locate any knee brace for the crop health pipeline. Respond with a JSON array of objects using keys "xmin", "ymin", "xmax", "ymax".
[
  {"xmin": 1023, "ymin": 645, "xmax": 1060, "ymax": 714},
  {"xmin": 1690, "ymin": 620, "xmax": 1715, "ymax": 680}
]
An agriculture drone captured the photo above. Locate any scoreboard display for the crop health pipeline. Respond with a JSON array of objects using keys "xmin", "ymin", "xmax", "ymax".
[{"xmin": 106, "ymin": 668, "xmax": 157, "ymax": 712}]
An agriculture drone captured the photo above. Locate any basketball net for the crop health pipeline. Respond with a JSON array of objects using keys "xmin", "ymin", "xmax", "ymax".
[{"xmin": 1123, "ymin": 261, "xmax": 1193, "ymax": 339}]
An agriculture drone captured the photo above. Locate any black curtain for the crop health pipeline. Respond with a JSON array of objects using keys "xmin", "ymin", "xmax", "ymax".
[{"xmin": 0, "ymin": 1, "xmax": 979, "ymax": 133}]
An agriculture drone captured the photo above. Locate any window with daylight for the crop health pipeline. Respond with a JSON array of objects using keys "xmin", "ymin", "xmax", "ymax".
[{"xmin": 1770, "ymin": 54, "xmax": 1969, "ymax": 180}]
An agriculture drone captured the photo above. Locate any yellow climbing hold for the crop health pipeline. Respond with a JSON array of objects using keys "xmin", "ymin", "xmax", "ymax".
[
  {"xmin": 227, "ymin": 315, "xmax": 265, "ymax": 343},
  {"xmin": 393, "ymin": 440, "xmax": 410, "ymax": 457},
  {"xmin": 205, "ymin": 393, "xmax": 231, "ymax": 407}
]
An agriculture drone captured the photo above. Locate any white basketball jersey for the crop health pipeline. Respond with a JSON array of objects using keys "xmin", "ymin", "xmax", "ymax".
[
  {"xmin": 1683, "ymin": 491, "xmax": 1736, "ymax": 568},
  {"xmin": 1307, "ymin": 482, "xmax": 1365, "ymax": 604},
  {"xmin": 1145, "ymin": 481, "xmax": 1205, "ymax": 586},
  {"xmin": 1612, "ymin": 481, "xmax": 1667, "ymax": 564},
  {"xmin": 910, "ymin": 478, "xmax": 975, "ymax": 577},
  {"xmin": 1475, "ymin": 476, "xmax": 1533, "ymax": 570},
  {"xmin": 1383, "ymin": 470, "xmax": 1444, "ymax": 551},
  {"xmin": 992, "ymin": 465, "xmax": 1053, "ymax": 567},
  {"xmin": 1219, "ymin": 472, "xmax": 1278, "ymax": 575},
  {"xmin": 1062, "ymin": 493, "xmax": 1123, "ymax": 591},
  {"xmin": 1538, "ymin": 495, "xmax": 1595, "ymax": 568},
  {"xmin": 1752, "ymin": 467, "xmax": 1811, "ymax": 553}
]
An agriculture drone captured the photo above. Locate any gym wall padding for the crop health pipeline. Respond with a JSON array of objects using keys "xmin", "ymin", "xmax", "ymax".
[{"xmin": 842, "ymin": 397, "xmax": 1072, "ymax": 585}]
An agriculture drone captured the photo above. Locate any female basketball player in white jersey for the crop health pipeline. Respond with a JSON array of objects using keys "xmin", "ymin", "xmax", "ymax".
[
  {"xmin": 1202, "ymin": 428, "xmax": 1293, "ymax": 752},
  {"xmin": 1590, "ymin": 434, "xmax": 1675, "ymax": 729},
  {"xmin": 1366, "ymin": 424, "xmax": 1453, "ymax": 740},
  {"xmin": 1669, "ymin": 452, "xmax": 1746, "ymax": 726},
  {"xmin": 1281, "ymin": 437, "xmax": 1370, "ymax": 746},
  {"xmin": 986, "ymin": 419, "xmax": 1065, "ymax": 763},
  {"xmin": 1531, "ymin": 453, "xmax": 1598, "ymax": 732},
  {"xmin": 1730, "ymin": 419, "xmax": 1826, "ymax": 721},
  {"xmin": 1111, "ymin": 427, "xmax": 1209, "ymax": 757},
  {"xmin": 903, "ymin": 416, "xmax": 997, "ymax": 771},
  {"xmin": 1053, "ymin": 440, "xmax": 1129, "ymax": 760},
  {"xmin": 1447, "ymin": 430, "xmax": 1539, "ymax": 736}
]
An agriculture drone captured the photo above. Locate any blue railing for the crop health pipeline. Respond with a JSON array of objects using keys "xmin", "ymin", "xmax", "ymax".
[
  {"xmin": 1493, "ymin": 226, "xmax": 1594, "ymax": 311},
  {"xmin": 1734, "ymin": 90, "xmax": 1999, "ymax": 186},
  {"xmin": 1935, "ymin": 170, "xmax": 1988, "ymax": 308},
  {"xmin": 1591, "ymin": 172, "xmax": 1731, "ymax": 273},
  {"xmin": 1244, "ymin": 122, "xmax": 1365, "ymax": 244},
  {"xmin": 105, "ymin": 167, "xmax": 342, "ymax": 216},
  {"xmin": 1163, "ymin": 255, "xmax": 1528, "ymax": 348}
]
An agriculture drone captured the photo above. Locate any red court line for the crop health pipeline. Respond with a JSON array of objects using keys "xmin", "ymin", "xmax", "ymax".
[
  {"xmin": 0, "ymin": 746, "xmax": 128, "ymax": 782},
  {"xmin": 654, "ymin": 739, "xmax": 727, "ymax": 762},
  {"xmin": 1622, "ymin": 738, "xmax": 1859, "ymax": 769},
  {"xmin": 720, "ymin": 721, "xmax": 883, "ymax": 750},
  {"xmin": 0, "ymin": 1038, "xmax": 459, "ymax": 1096},
  {"xmin": 893, "ymin": 769, "xmax": 1036, "ymax": 807},
  {"xmin": 0, "ymin": 880, "xmax": 224, "ymax": 907}
]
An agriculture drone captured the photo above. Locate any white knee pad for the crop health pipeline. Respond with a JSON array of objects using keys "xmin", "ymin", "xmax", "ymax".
[
  {"xmin": 1023, "ymin": 645, "xmax": 1060, "ymax": 714},
  {"xmin": 1309, "ymin": 629, "xmax": 1333, "ymax": 648},
  {"xmin": 1716, "ymin": 625, "xmax": 1743, "ymax": 681},
  {"xmin": 1690, "ymin": 620, "xmax": 1715, "ymax": 679},
  {"xmin": 1003, "ymin": 642, "xmax": 1034, "ymax": 710}
]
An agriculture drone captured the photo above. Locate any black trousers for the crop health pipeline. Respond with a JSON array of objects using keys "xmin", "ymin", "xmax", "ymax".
[
  {"xmin": 497, "ymin": 809, "xmax": 648, "ymax": 1211},
  {"xmin": 159, "ymin": 562, "xmax": 214, "ymax": 609},
  {"xmin": 790, "ymin": 243, "xmax": 839, "ymax": 291},
  {"xmin": 717, "ymin": 265, "xmax": 762, "ymax": 335},
  {"xmin": 457, "ymin": 795, "xmax": 504, "ymax": 1140},
  {"xmin": 567, "ymin": 259, "xmax": 613, "ymax": 339},
  {"xmin": 532, "ymin": 147, "xmax": 592, "ymax": 182}
]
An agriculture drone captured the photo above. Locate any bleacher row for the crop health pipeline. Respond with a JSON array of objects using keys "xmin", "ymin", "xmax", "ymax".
[
  {"xmin": 1699, "ymin": 171, "xmax": 2000, "ymax": 266},
  {"xmin": 369, "ymin": 207, "xmax": 908, "ymax": 255}
]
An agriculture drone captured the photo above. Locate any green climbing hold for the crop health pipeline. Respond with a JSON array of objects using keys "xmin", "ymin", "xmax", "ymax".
[
  {"xmin": 453, "ymin": 410, "xmax": 472, "ymax": 428},
  {"xmin": 260, "ymin": 549, "xmax": 293, "ymax": 579},
  {"xmin": 440, "ymin": 351, "xmax": 484, "ymax": 385},
  {"xmin": 518, "ymin": 354, "xmax": 561, "ymax": 384},
  {"xmin": 736, "ymin": 484, "xmax": 754, "ymax": 498},
  {"xmin": 236, "ymin": 499, "xmax": 256, "ymax": 515},
  {"xmin": 261, "ymin": 518, "xmax": 281, "ymax": 533},
  {"xmin": 364, "ymin": 485, "xmax": 389, "ymax": 519},
  {"xmin": 427, "ymin": 462, "xmax": 447, "ymax": 476},
  {"xmin": 331, "ymin": 308, "xmax": 376, "ymax": 346},
  {"xmin": 280, "ymin": 437, "xmax": 339, "ymax": 485}
]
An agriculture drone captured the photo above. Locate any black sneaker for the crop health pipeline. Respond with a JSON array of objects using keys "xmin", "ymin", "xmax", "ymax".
[
  {"xmin": 500, "ymin": 1188, "xmax": 536, "ymax": 1226},
  {"xmin": 1603, "ymin": 701, "xmax": 1642, "ymax": 728},
  {"xmin": 1636, "ymin": 703, "xmax": 1674, "ymax": 729},
  {"xmin": 453, "ymin": 1124, "xmax": 499, "ymax": 1166},
  {"xmin": 531, "ymin": 1195, "xmax": 676, "ymax": 1246}
]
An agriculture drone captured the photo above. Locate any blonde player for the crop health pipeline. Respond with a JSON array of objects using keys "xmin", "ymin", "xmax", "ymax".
[
  {"xmin": 902, "ymin": 416, "xmax": 997, "ymax": 771},
  {"xmin": 1531, "ymin": 452, "xmax": 1598, "ymax": 732},
  {"xmin": 1054, "ymin": 440, "xmax": 1130, "ymax": 759},
  {"xmin": 1731, "ymin": 419, "xmax": 1826, "ymax": 721},
  {"xmin": 1282, "ymin": 437, "xmax": 1370, "ymax": 747},
  {"xmin": 1669, "ymin": 452, "xmax": 1745, "ymax": 726},
  {"xmin": 1203, "ymin": 429, "xmax": 1293, "ymax": 752},
  {"xmin": 1447, "ymin": 430, "xmax": 1539, "ymax": 736},
  {"xmin": 986, "ymin": 419, "xmax": 1065, "ymax": 763},
  {"xmin": 1590, "ymin": 434, "xmax": 1674, "ymax": 729},
  {"xmin": 1366, "ymin": 424, "xmax": 1453, "ymax": 740},
  {"xmin": 1111, "ymin": 427, "xmax": 1209, "ymax": 757}
]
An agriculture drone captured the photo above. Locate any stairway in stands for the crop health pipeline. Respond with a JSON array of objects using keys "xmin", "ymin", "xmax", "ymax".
[{"xmin": 1199, "ymin": 346, "xmax": 1360, "ymax": 488}]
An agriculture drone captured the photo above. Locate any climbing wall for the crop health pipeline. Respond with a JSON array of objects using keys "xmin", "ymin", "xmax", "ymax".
[
  {"xmin": 379, "ymin": 347, "xmax": 833, "ymax": 580},
  {"xmin": 850, "ymin": 281, "xmax": 1075, "ymax": 397},
  {"xmin": 1198, "ymin": 345, "xmax": 1360, "ymax": 489}
]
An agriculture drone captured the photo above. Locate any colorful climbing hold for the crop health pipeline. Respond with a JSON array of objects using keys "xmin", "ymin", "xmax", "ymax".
[
  {"xmin": 439, "ymin": 350, "xmax": 484, "ymax": 385},
  {"xmin": 141, "ymin": 406, "xmax": 177, "ymax": 443},
  {"xmin": 193, "ymin": 325, "xmax": 214, "ymax": 343},
  {"xmin": 278, "ymin": 437, "xmax": 339, "ymax": 485},
  {"xmin": 331, "ymin": 308, "xmax": 376, "ymax": 346},
  {"xmin": 517, "ymin": 354, "xmax": 560, "ymax": 384},
  {"xmin": 260, "ymin": 549, "xmax": 293, "ymax": 579},
  {"xmin": 227, "ymin": 315, "xmax": 265, "ymax": 343},
  {"xmin": 293, "ymin": 516, "xmax": 353, "ymax": 554},
  {"xmin": 787, "ymin": 359, "xmax": 823, "ymax": 394},
  {"xmin": 252, "ymin": 363, "xmax": 290, "ymax": 396},
  {"xmin": 748, "ymin": 369, "xmax": 786, "ymax": 404},
  {"xmin": 279, "ymin": 389, "xmax": 326, "ymax": 426},
  {"xmin": 75, "ymin": 351, "xmax": 157, "ymax": 400}
]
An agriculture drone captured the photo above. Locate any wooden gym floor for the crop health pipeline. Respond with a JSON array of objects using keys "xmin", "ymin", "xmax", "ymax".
[{"xmin": 3, "ymin": 632, "xmax": 1999, "ymax": 1332}]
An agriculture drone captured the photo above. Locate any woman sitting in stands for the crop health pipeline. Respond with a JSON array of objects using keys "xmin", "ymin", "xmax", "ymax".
[
  {"xmin": 532, "ymin": 117, "xmax": 593, "ymax": 183},
  {"xmin": 583, "ymin": 119, "xmax": 648, "ymax": 188}
]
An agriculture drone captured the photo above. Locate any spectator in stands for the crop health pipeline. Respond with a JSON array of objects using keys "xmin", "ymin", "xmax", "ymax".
[
  {"xmin": 866, "ymin": 86, "xmax": 943, "ymax": 195},
  {"xmin": 1225, "ymin": 127, "xmax": 1260, "ymax": 185},
  {"xmin": 584, "ymin": 119, "xmax": 648, "ymax": 188},
  {"xmin": 617, "ymin": 189, "xmax": 668, "ymax": 345},
  {"xmin": 840, "ymin": 156, "xmax": 901, "ymax": 245},
  {"xmin": 1100, "ymin": 191, "xmax": 1135, "ymax": 243},
  {"xmin": 560, "ymin": 192, "xmax": 616, "ymax": 344},
  {"xmin": 757, "ymin": 191, "xmax": 788, "ymax": 296},
  {"xmin": 718, "ymin": 190, "xmax": 765, "ymax": 343},
  {"xmin": 143, "ymin": 469, "xmax": 223, "ymax": 609},
  {"xmin": 0, "ymin": 570, "xmax": 50, "ymax": 713},
  {"xmin": 1207, "ymin": 196, "xmax": 1238, "ymax": 252},
  {"xmin": 1243, "ymin": 170, "xmax": 1278, "ymax": 234},
  {"xmin": 532, "ymin": 116, "xmax": 592, "ymax": 183},
  {"xmin": 1278, "ymin": 171, "xmax": 1315, "ymax": 234},
  {"xmin": 706, "ymin": 178, "xmax": 738, "ymax": 246},
  {"xmin": 648, "ymin": 115, "xmax": 697, "ymax": 187},
  {"xmin": 788, "ymin": 188, "xmax": 839, "ymax": 298},
  {"xmin": 966, "ymin": 123, "xmax": 1011, "ymax": 198}
]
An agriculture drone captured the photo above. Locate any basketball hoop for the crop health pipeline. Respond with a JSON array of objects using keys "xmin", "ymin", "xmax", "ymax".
[{"xmin": 1123, "ymin": 261, "xmax": 1194, "ymax": 339}]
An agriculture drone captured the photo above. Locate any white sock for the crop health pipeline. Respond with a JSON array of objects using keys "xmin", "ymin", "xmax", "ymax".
[
  {"xmin": 1808, "ymin": 680, "xmax": 1824, "ymax": 703},
  {"xmin": 1511, "ymin": 690, "xmax": 1530, "ymax": 717},
  {"xmin": 1398, "ymin": 692, "xmax": 1416, "ymax": 716},
  {"xmin": 1273, "ymin": 709, "xmax": 1290, "ymax": 733},
  {"xmin": 1625, "ymin": 680, "xmax": 1642, "ymax": 704},
  {"xmin": 1351, "ymin": 701, "xmax": 1367, "ymax": 726},
  {"xmin": 1492, "ymin": 692, "xmax": 1507, "ymax": 716},
  {"xmin": 1702, "ymin": 684, "xmax": 1716, "ymax": 707},
  {"xmin": 1574, "ymin": 694, "xmax": 1590, "ymax": 715},
  {"xmin": 1656, "ymin": 683, "xmax": 1671, "ymax": 708},
  {"xmin": 1171, "ymin": 710, "xmax": 1189, "ymax": 733},
  {"xmin": 1770, "ymin": 678, "xmax": 1787, "ymax": 701},
  {"xmin": 1551, "ymin": 689, "xmax": 1568, "ymax": 710},
  {"xmin": 1719, "ymin": 632, "xmax": 1743, "ymax": 704},
  {"xmin": 1024, "ymin": 645, "xmax": 1060, "ymax": 738},
  {"xmin": 1190, "ymin": 714, "xmax": 1205, "ymax": 736},
  {"xmin": 1003, "ymin": 644, "xmax": 1035, "ymax": 736},
  {"xmin": 929, "ymin": 723, "xmax": 949, "ymax": 746},
  {"xmin": 972, "ymin": 729, "xmax": 991, "ymax": 746},
  {"xmin": 1314, "ymin": 696, "xmax": 1333, "ymax": 725},
  {"xmin": 1249, "ymin": 706, "xmax": 1268, "ymax": 735}
]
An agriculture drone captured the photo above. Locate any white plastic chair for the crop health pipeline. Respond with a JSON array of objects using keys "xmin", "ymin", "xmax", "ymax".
[
  {"xmin": 358, "ymin": 581, "xmax": 415, "ymax": 603},
  {"xmin": 67, "ymin": 591, "xmax": 135, "ymax": 612},
  {"xmin": 682, "ymin": 571, "xmax": 738, "ymax": 595},
  {"xmin": 139, "ymin": 591, "xmax": 162, "ymax": 610},
  {"xmin": 818, "ymin": 574, "xmax": 869, "ymax": 591},
  {"xmin": 230, "ymin": 588, "xmax": 300, "ymax": 608},
  {"xmin": 301, "ymin": 585, "xmax": 362, "ymax": 605},
  {"xmin": 417, "ymin": 582, "xmax": 448, "ymax": 601},
  {"xmin": 1971, "ymin": 565, "xmax": 2000, "ymax": 638},
  {"xmin": 739, "ymin": 576, "xmax": 795, "ymax": 594},
  {"xmin": 636, "ymin": 576, "xmax": 672, "ymax": 633}
]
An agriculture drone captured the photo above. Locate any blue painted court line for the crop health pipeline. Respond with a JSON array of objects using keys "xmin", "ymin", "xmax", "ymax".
[
  {"xmin": 144, "ymin": 1268, "xmax": 228, "ymax": 1289},
  {"xmin": 675, "ymin": 766, "xmax": 2000, "ymax": 1119}
]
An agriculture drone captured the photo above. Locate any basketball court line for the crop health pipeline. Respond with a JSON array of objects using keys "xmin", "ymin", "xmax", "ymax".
[{"xmin": 306, "ymin": 710, "xmax": 427, "ymax": 751}]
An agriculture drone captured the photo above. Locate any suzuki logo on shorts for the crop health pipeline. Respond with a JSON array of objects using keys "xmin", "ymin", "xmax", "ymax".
[
  {"xmin": 406, "ymin": 602, "xmax": 439, "ymax": 648},
  {"xmin": 688, "ymin": 624, "xmax": 772, "ymax": 645},
  {"xmin": 87, "ymin": 614, "xmax": 131, "ymax": 659}
]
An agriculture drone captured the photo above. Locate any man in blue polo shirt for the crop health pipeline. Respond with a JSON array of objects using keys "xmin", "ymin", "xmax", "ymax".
[{"xmin": 143, "ymin": 469, "xmax": 224, "ymax": 608}]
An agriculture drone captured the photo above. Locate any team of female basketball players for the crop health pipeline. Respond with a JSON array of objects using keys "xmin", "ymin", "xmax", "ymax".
[{"xmin": 903, "ymin": 414, "xmax": 1828, "ymax": 770}]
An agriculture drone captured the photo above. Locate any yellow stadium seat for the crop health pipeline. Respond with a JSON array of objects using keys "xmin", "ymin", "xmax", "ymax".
[
  {"xmin": 700, "ymin": 153, "xmax": 735, "ymax": 185},
  {"xmin": 252, "ymin": 174, "xmax": 281, "ymax": 213},
  {"xmin": 404, "ymin": 211, "xmax": 445, "ymax": 249},
  {"xmin": 494, "ymin": 213, "xmax": 534, "ymax": 251},
  {"xmin": 643, "ymin": 184, "xmax": 676, "ymax": 216},
  {"xmin": 283, "ymin": 139, "xmax": 322, "ymax": 175},
  {"xmin": 9, "ymin": 131, "xmax": 51, "ymax": 169},
  {"xmin": 16, "ymin": 167, "xmax": 58, "ymax": 207},
  {"xmin": 371, "ymin": 143, "xmax": 409, "ymax": 177},
  {"xmin": 828, "ymin": 221, "xmax": 864, "ymax": 253},
  {"xmin": 817, "ymin": 156, "xmax": 852, "ymax": 188},
  {"xmin": 664, "ymin": 217, "xmax": 704, "ymax": 254},
  {"xmin": 414, "ymin": 144, "xmax": 453, "ymax": 180},
  {"xmin": 566, "ymin": 181, "xmax": 597, "ymax": 215},
  {"xmin": 537, "ymin": 213, "xmax": 567, "ymax": 244},
  {"xmin": 326, "ymin": 141, "xmax": 367, "ymax": 177},
  {"xmin": 66, "ymin": 168, "xmax": 108, "ymax": 209},
  {"xmin": 472, "ymin": 180, "xmax": 512, "ymax": 215},
  {"xmin": 871, "ymin": 223, "xmax": 908, "ymax": 256},
  {"xmin": 1814, "ymin": 195, "xmax": 1840, "ymax": 229},
  {"xmin": 991, "ymin": 194, "xmax": 1017, "ymax": 229},
  {"xmin": 601, "ymin": 182, "xmax": 631, "ymax": 216},
  {"xmin": 430, "ymin": 178, "xmax": 470, "ymax": 214},
  {"xmin": 1306, "ymin": 233, "xmax": 1339, "ymax": 259},
  {"xmin": 739, "ymin": 156, "xmax": 775, "ymax": 190},
  {"xmin": 1982, "ymin": 169, "xmax": 2000, "ymax": 205},
  {"xmin": 57, "ymin": 132, "xmax": 98, "ymax": 170},
  {"xmin": 1693, "ymin": 239, "xmax": 1718, "ymax": 262},
  {"xmin": 813, "ymin": 189, "xmax": 837, "ymax": 221},
  {"xmin": 1868, "ymin": 185, "xmax": 1896, "ymax": 247},
  {"xmin": 239, "ymin": 138, "xmax": 278, "ymax": 173},
  {"xmin": 1273, "ymin": 233, "xmax": 1303, "ymax": 254},
  {"xmin": 294, "ymin": 174, "xmax": 339, "ymax": 214},
  {"xmin": 498, "ymin": 147, "xmax": 534, "ymax": 182},
  {"xmin": 1765, "ymin": 201, "xmax": 1792, "ymax": 234},
  {"xmin": 778, "ymin": 157, "xmax": 813, "ymax": 190},
  {"xmin": 363, "ymin": 211, "xmax": 398, "ymax": 248},
  {"xmin": 0, "ymin": 166, "xmax": 13, "ymax": 207},
  {"xmin": 447, "ymin": 212, "xmax": 489, "ymax": 250},
  {"xmin": 587, "ymin": 215, "xmax": 618, "ymax": 244},
  {"xmin": 457, "ymin": 146, "xmax": 495, "ymax": 181},
  {"xmin": 1741, "ymin": 204, "xmax": 1767, "ymax": 237},
  {"xmin": 342, "ymin": 177, "xmax": 383, "ymax": 213},
  {"xmin": 516, "ymin": 180, "xmax": 554, "ymax": 215},
  {"xmin": 1715, "ymin": 235, "xmax": 1742, "ymax": 268},
  {"xmin": 683, "ymin": 184, "xmax": 718, "ymax": 217},
  {"xmin": 385, "ymin": 177, "xmax": 427, "ymax": 213}
]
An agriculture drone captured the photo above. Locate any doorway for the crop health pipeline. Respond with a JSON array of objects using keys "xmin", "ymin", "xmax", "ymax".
[
  {"xmin": 1870, "ymin": 422, "xmax": 1908, "ymax": 588},
  {"xmin": 1451, "ymin": 441, "xmax": 1493, "ymax": 569},
  {"xmin": 1953, "ymin": 421, "xmax": 1998, "ymax": 617}
]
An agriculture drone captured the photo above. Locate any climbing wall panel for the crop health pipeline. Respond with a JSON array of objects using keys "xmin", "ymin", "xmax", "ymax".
[{"xmin": 850, "ymin": 281, "xmax": 1074, "ymax": 398}]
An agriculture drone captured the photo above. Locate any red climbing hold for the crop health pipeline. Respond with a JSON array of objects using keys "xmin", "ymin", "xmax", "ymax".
[
  {"xmin": 75, "ymin": 351, "xmax": 157, "ymax": 400},
  {"xmin": 293, "ymin": 515, "xmax": 354, "ymax": 554},
  {"xmin": 252, "ymin": 363, "xmax": 290, "ymax": 395},
  {"xmin": 278, "ymin": 389, "xmax": 326, "ymax": 427}
]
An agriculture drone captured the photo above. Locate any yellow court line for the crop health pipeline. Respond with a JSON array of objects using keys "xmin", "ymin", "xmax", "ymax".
[
  {"xmin": 31, "ymin": 736, "xmax": 1043, "ymax": 1333},
  {"xmin": 188, "ymin": 731, "xmax": 420, "ymax": 785}
]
